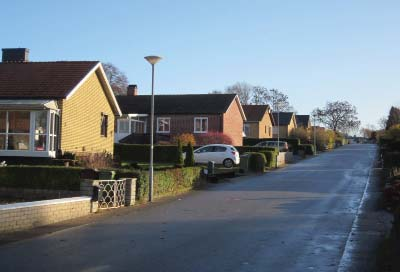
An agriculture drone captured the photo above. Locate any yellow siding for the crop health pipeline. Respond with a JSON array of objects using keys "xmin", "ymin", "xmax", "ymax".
[
  {"xmin": 59, "ymin": 71, "xmax": 115, "ymax": 155},
  {"xmin": 258, "ymin": 113, "xmax": 274, "ymax": 138}
]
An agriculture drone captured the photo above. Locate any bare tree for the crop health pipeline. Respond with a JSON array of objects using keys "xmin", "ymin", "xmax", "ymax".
[
  {"xmin": 209, "ymin": 89, "xmax": 223, "ymax": 94},
  {"xmin": 313, "ymin": 101, "xmax": 360, "ymax": 132},
  {"xmin": 378, "ymin": 116, "xmax": 388, "ymax": 130},
  {"xmin": 251, "ymin": 86, "xmax": 269, "ymax": 105},
  {"xmin": 225, "ymin": 82, "xmax": 253, "ymax": 104},
  {"xmin": 269, "ymin": 89, "xmax": 293, "ymax": 111},
  {"xmin": 103, "ymin": 62, "xmax": 129, "ymax": 95}
]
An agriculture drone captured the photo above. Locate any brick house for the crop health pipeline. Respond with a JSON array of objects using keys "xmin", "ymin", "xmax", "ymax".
[
  {"xmin": 242, "ymin": 105, "xmax": 275, "ymax": 138},
  {"xmin": 272, "ymin": 112, "xmax": 297, "ymax": 138},
  {"xmin": 0, "ymin": 48, "xmax": 121, "ymax": 158},
  {"xmin": 115, "ymin": 91, "xmax": 246, "ymax": 146},
  {"xmin": 295, "ymin": 115, "xmax": 311, "ymax": 130}
]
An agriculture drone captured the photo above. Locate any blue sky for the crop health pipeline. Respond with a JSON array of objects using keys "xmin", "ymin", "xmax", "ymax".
[{"xmin": 1, "ymin": 0, "xmax": 399, "ymax": 128}]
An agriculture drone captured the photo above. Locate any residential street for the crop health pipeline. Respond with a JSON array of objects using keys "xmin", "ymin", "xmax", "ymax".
[{"xmin": 0, "ymin": 144, "xmax": 378, "ymax": 272}]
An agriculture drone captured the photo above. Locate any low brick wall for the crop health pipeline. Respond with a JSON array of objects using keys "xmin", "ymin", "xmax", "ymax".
[{"xmin": 0, "ymin": 196, "xmax": 96, "ymax": 234}]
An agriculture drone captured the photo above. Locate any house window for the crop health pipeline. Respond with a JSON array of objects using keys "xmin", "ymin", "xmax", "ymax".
[
  {"xmin": 244, "ymin": 124, "xmax": 250, "ymax": 137},
  {"xmin": 34, "ymin": 111, "xmax": 47, "ymax": 151},
  {"xmin": 118, "ymin": 119, "xmax": 129, "ymax": 133},
  {"xmin": 7, "ymin": 111, "xmax": 30, "ymax": 150},
  {"xmin": 157, "ymin": 117, "xmax": 170, "ymax": 133},
  {"xmin": 101, "ymin": 113, "xmax": 108, "ymax": 137},
  {"xmin": 49, "ymin": 112, "xmax": 59, "ymax": 152},
  {"xmin": 269, "ymin": 126, "xmax": 272, "ymax": 136},
  {"xmin": 194, "ymin": 117, "xmax": 208, "ymax": 133}
]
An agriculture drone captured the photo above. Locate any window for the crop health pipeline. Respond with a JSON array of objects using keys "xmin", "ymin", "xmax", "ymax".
[
  {"xmin": 214, "ymin": 146, "xmax": 227, "ymax": 152},
  {"xmin": 7, "ymin": 111, "xmax": 30, "ymax": 150},
  {"xmin": 157, "ymin": 118, "xmax": 170, "ymax": 133},
  {"xmin": 269, "ymin": 126, "xmax": 272, "ymax": 136},
  {"xmin": 195, "ymin": 146, "xmax": 214, "ymax": 153},
  {"xmin": 34, "ymin": 111, "xmax": 47, "ymax": 151},
  {"xmin": 244, "ymin": 124, "xmax": 250, "ymax": 137},
  {"xmin": 118, "ymin": 119, "xmax": 129, "ymax": 133},
  {"xmin": 49, "ymin": 112, "xmax": 59, "ymax": 152},
  {"xmin": 194, "ymin": 117, "xmax": 208, "ymax": 133},
  {"xmin": 101, "ymin": 113, "xmax": 108, "ymax": 137}
]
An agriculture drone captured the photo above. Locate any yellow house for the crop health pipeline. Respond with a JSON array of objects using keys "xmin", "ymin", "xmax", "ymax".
[
  {"xmin": 242, "ymin": 105, "xmax": 275, "ymax": 139},
  {"xmin": 0, "ymin": 48, "xmax": 121, "ymax": 158},
  {"xmin": 272, "ymin": 112, "xmax": 297, "ymax": 138}
]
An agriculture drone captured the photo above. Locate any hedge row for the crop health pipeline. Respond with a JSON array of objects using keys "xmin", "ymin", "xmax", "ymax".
[
  {"xmin": 136, "ymin": 167, "xmax": 204, "ymax": 202},
  {"xmin": 115, "ymin": 144, "xmax": 179, "ymax": 163},
  {"xmin": 243, "ymin": 138, "xmax": 301, "ymax": 153},
  {"xmin": 298, "ymin": 144, "xmax": 315, "ymax": 155},
  {"xmin": 0, "ymin": 166, "xmax": 84, "ymax": 191},
  {"xmin": 246, "ymin": 152, "xmax": 266, "ymax": 172}
]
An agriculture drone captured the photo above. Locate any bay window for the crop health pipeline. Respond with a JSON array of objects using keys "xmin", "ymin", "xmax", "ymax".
[{"xmin": 0, "ymin": 110, "xmax": 59, "ymax": 156}]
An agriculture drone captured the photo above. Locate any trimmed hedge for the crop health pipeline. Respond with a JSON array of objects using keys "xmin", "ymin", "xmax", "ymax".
[
  {"xmin": 136, "ymin": 167, "xmax": 204, "ymax": 202},
  {"xmin": 115, "ymin": 144, "xmax": 179, "ymax": 163},
  {"xmin": 0, "ymin": 166, "xmax": 84, "ymax": 191},
  {"xmin": 235, "ymin": 146, "xmax": 278, "ymax": 168},
  {"xmin": 298, "ymin": 144, "xmax": 315, "ymax": 155},
  {"xmin": 243, "ymin": 138, "xmax": 301, "ymax": 153},
  {"xmin": 246, "ymin": 152, "xmax": 266, "ymax": 172}
]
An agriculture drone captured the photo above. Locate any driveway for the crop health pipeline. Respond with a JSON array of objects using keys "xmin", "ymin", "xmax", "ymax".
[{"xmin": 0, "ymin": 144, "xmax": 379, "ymax": 272}]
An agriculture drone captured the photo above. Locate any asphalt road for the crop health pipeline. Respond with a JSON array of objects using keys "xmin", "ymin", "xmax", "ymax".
[{"xmin": 0, "ymin": 144, "xmax": 377, "ymax": 272}]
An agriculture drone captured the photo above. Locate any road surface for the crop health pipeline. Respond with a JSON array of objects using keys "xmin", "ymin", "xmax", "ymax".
[{"xmin": 0, "ymin": 144, "xmax": 377, "ymax": 272}]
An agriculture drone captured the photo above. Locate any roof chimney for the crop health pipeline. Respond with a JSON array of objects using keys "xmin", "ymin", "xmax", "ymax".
[
  {"xmin": 2, "ymin": 48, "xmax": 29, "ymax": 62},
  {"xmin": 127, "ymin": 84, "xmax": 138, "ymax": 96}
]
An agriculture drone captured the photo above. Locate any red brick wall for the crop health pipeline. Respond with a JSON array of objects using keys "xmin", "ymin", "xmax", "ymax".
[
  {"xmin": 149, "ymin": 114, "xmax": 222, "ymax": 135},
  {"xmin": 223, "ymin": 99, "xmax": 244, "ymax": 146}
]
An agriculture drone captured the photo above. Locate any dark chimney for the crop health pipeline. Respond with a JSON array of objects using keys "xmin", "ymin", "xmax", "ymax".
[
  {"xmin": 127, "ymin": 84, "xmax": 138, "ymax": 96},
  {"xmin": 2, "ymin": 48, "xmax": 29, "ymax": 62}
]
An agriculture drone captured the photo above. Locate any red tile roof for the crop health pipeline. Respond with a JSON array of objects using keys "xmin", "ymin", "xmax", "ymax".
[{"xmin": 0, "ymin": 61, "xmax": 99, "ymax": 99}]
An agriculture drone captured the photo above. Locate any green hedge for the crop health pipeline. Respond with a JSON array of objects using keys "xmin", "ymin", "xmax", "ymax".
[
  {"xmin": 236, "ymin": 146, "xmax": 278, "ymax": 168},
  {"xmin": 243, "ymin": 138, "xmax": 301, "ymax": 153},
  {"xmin": 136, "ymin": 167, "xmax": 204, "ymax": 202},
  {"xmin": 0, "ymin": 166, "xmax": 84, "ymax": 191},
  {"xmin": 246, "ymin": 152, "xmax": 266, "ymax": 172},
  {"xmin": 115, "ymin": 144, "xmax": 179, "ymax": 163},
  {"xmin": 298, "ymin": 144, "xmax": 315, "ymax": 155}
]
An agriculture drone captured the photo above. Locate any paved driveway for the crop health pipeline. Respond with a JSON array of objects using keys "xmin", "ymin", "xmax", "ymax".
[{"xmin": 0, "ymin": 144, "xmax": 377, "ymax": 272}]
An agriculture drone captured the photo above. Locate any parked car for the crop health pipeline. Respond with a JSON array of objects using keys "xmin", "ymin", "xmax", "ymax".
[
  {"xmin": 254, "ymin": 141, "xmax": 289, "ymax": 152},
  {"xmin": 191, "ymin": 144, "xmax": 240, "ymax": 168}
]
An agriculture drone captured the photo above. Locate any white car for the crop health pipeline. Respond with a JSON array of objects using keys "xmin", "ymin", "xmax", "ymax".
[{"xmin": 192, "ymin": 144, "xmax": 240, "ymax": 168}]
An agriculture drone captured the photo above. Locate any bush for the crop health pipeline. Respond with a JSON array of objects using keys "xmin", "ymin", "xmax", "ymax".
[
  {"xmin": 171, "ymin": 133, "xmax": 196, "ymax": 146},
  {"xmin": 77, "ymin": 152, "xmax": 113, "ymax": 169},
  {"xmin": 114, "ymin": 144, "xmax": 179, "ymax": 163},
  {"xmin": 0, "ymin": 166, "xmax": 83, "ymax": 191},
  {"xmin": 184, "ymin": 142, "xmax": 195, "ymax": 167},
  {"xmin": 175, "ymin": 140, "xmax": 184, "ymax": 167},
  {"xmin": 246, "ymin": 152, "xmax": 266, "ymax": 172},
  {"xmin": 235, "ymin": 146, "xmax": 278, "ymax": 168},
  {"xmin": 289, "ymin": 127, "xmax": 310, "ymax": 143},
  {"xmin": 136, "ymin": 167, "xmax": 203, "ymax": 202},
  {"xmin": 298, "ymin": 144, "xmax": 315, "ymax": 155},
  {"xmin": 196, "ymin": 131, "xmax": 233, "ymax": 145},
  {"xmin": 243, "ymin": 138, "xmax": 301, "ymax": 153},
  {"xmin": 62, "ymin": 151, "xmax": 76, "ymax": 160}
]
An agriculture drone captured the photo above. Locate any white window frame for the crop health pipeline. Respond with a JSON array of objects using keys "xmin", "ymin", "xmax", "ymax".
[
  {"xmin": 118, "ymin": 119, "xmax": 130, "ymax": 134},
  {"xmin": 157, "ymin": 117, "xmax": 171, "ymax": 133},
  {"xmin": 194, "ymin": 117, "xmax": 208, "ymax": 133}
]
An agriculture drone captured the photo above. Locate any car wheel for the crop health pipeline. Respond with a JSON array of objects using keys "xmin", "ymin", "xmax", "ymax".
[{"xmin": 223, "ymin": 158, "xmax": 234, "ymax": 168}]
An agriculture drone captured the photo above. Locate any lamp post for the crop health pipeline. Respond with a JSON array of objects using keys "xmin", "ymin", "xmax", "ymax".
[
  {"xmin": 144, "ymin": 55, "xmax": 162, "ymax": 202},
  {"xmin": 313, "ymin": 113, "xmax": 317, "ymax": 155}
]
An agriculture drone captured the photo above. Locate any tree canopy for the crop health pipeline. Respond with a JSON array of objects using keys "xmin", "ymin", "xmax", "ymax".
[
  {"xmin": 313, "ymin": 101, "xmax": 360, "ymax": 133},
  {"xmin": 386, "ymin": 106, "xmax": 400, "ymax": 130},
  {"xmin": 103, "ymin": 62, "xmax": 129, "ymax": 95}
]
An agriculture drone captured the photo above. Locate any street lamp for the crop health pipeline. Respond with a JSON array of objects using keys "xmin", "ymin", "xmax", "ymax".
[
  {"xmin": 144, "ymin": 55, "xmax": 162, "ymax": 202},
  {"xmin": 313, "ymin": 113, "xmax": 317, "ymax": 155}
]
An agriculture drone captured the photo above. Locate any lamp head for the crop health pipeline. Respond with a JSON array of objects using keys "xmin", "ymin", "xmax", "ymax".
[{"xmin": 144, "ymin": 55, "xmax": 162, "ymax": 65}]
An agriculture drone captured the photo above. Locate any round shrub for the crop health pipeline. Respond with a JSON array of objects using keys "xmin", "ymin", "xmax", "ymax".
[{"xmin": 247, "ymin": 152, "xmax": 266, "ymax": 172}]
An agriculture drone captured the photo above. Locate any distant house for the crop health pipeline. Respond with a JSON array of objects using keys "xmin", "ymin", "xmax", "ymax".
[
  {"xmin": 115, "ymin": 92, "xmax": 246, "ymax": 146},
  {"xmin": 242, "ymin": 105, "xmax": 274, "ymax": 139},
  {"xmin": 295, "ymin": 115, "xmax": 311, "ymax": 130},
  {"xmin": 272, "ymin": 112, "xmax": 297, "ymax": 138},
  {"xmin": 0, "ymin": 48, "xmax": 121, "ymax": 158}
]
